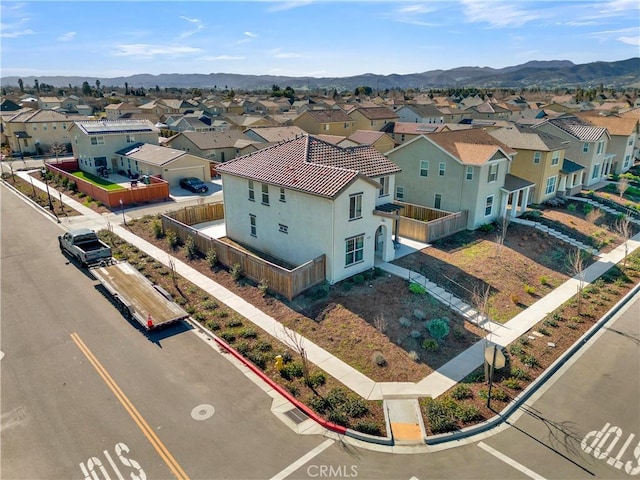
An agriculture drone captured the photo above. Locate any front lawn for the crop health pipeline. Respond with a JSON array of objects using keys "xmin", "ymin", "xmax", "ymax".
[{"xmin": 72, "ymin": 171, "xmax": 125, "ymax": 191}]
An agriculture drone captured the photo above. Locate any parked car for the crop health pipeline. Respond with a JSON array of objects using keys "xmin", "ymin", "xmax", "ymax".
[{"xmin": 180, "ymin": 177, "xmax": 209, "ymax": 193}]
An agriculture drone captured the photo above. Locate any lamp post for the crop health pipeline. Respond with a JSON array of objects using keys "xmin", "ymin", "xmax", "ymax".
[
  {"xmin": 120, "ymin": 198, "xmax": 126, "ymax": 225},
  {"xmin": 41, "ymin": 166, "xmax": 54, "ymax": 211}
]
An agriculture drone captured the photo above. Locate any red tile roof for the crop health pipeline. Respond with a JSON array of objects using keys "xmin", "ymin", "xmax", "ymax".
[{"xmin": 216, "ymin": 135, "xmax": 400, "ymax": 198}]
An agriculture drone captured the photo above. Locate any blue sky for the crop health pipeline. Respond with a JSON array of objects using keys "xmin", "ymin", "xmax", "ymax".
[{"xmin": 1, "ymin": 0, "xmax": 638, "ymax": 79}]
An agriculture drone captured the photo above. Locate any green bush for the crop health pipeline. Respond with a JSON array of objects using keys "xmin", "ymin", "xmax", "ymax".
[
  {"xmin": 246, "ymin": 351, "xmax": 267, "ymax": 369},
  {"xmin": 235, "ymin": 341, "xmax": 250, "ymax": 355},
  {"xmin": 184, "ymin": 236, "xmax": 197, "ymax": 260},
  {"xmin": 326, "ymin": 388, "xmax": 348, "ymax": 409},
  {"xmin": 326, "ymin": 409, "xmax": 349, "ymax": 427},
  {"xmin": 255, "ymin": 340, "xmax": 272, "ymax": 352},
  {"xmin": 457, "ymin": 404, "xmax": 482, "ymax": 423},
  {"xmin": 344, "ymin": 398, "xmax": 368, "ymax": 418},
  {"xmin": 582, "ymin": 203, "xmax": 593, "ymax": 215},
  {"xmin": 567, "ymin": 203, "xmax": 577, "ymax": 213},
  {"xmin": 478, "ymin": 388, "xmax": 508, "ymax": 402},
  {"xmin": 423, "ymin": 398, "xmax": 458, "ymax": 434},
  {"xmin": 305, "ymin": 371, "xmax": 326, "ymax": 388},
  {"xmin": 353, "ymin": 420, "xmax": 381, "ymax": 436},
  {"xmin": 451, "ymin": 384, "xmax": 473, "ymax": 400},
  {"xmin": 219, "ymin": 331, "xmax": 236, "ymax": 343},
  {"xmin": 543, "ymin": 319, "xmax": 559, "ymax": 328},
  {"xmin": 205, "ymin": 320, "xmax": 220, "ymax": 331},
  {"xmin": 408, "ymin": 282, "xmax": 426, "ymax": 295},
  {"xmin": 231, "ymin": 263, "xmax": 243, "ymax": 281},
  {"xmin": 423, "ymin": 339, "xmax": 439, "ymax": 351},
  {"xmin": 502, "ymin": 377, "xmax": 522, "ymax": 390},
  {"xmin": 151, "ymin": 219, "xmax": 164, "ymax": 239},
  {"xmin": 166, "ymin": 230, "xmax": 178, "ymax": 250},
  {"xmin": 193, "ymin": 312, "xmax": 206, "ymax": 322},
  {"xmin": 226, "ymin": 318, "xmax": 243, "ymax": 328},
  {"xmin": 521, "ymin": 354, "xmax": 540, "ymax": 368},
  {"xmin": 206, "ymin": 248, "xmax": 217, "ymax": 269},
  {"xmin": 280, "ymin": 362, "xmax": 304, "ymax": 380},
  {"xmin": 309, "ymin": 396, "xmax": 329, "ymax": 414},
  {"xmin": 240, "ymin": 327, "xmax": 258, "ymax": 339},
  {"xmin": 352, "ymin": 274, "xmax": 365, "ymax": 284},
  {"xmin": 258, "ymin": 279, "xmax": 269, "ymax": 297},
  {"xmin": 202, "ymin": 299, "xmax": 218, "ymax": 310},
  {"xmin": 427, "ymin": 318, "xmax": 450, "ymax": 340},
  {"xmin": 479, "ymin": 223, "xmax": 495, "ymax": 232},
  {"xmin": 509, "ymin": 344, "xmax": 524, "ymax": 356},
  {"xmin": 286, "ymin": 384, "xmax": 300, "ymax": 397},
  {"xmin": 510, "ymin": 367, "xmax": 529, "ymax": 380}
]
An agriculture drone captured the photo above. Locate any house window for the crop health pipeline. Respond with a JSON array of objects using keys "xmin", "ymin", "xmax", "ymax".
[
  {"xmin": 419, "ymin": 160, "xmax": 429, "ymax": 177},
  {"xmin": 345, "ymin": 234, "xmax": 364, "ymax": 266},
  {"xmin": 248, "ymin": 180, "xmax": 255, "ymax": 201},
  {"xmin": 485, "ymin": 195, "xmax": 494, "ymax": 216},
  {"xmin": 261, "ymin": 184, "xmax": 269, "ymax": 205},
  {"xmin": 126, "ymin": 134, "xmax": 135, "ymax": 143},
  {"xmin": 434, "ymin": 193, "xmax": 442, "ymax": 209},
  {"xmin": 465, "ymin": 166, "xmax": 473, "ymax": 180},
  {"xmin": 279, "ymin": 187, "xmax": 286, "ymax": 202},
  {"xmin": 324, "ymin": 124, "xmax": 330, "ymax": 131},
  {"xmin": 488, "ymin": 163, "xmax": 498, "ymax": 183},
  {"xmin": 349, "ymin": 193, "xmax": 362, "ymax": 220},
  {"xmin": 395, "ymin": 186, "xmax": 404, "ymax": 201},
  {"xmin": 596, "ymin": 141, "xmax": 604, "ymax": 155},
  {"xmin": 438, "ymin": 162, "xmax": 445, "ymax": 176},
  {"xmin": 628, "ymin": 136, "xmax": 634, "ymax": 146},
  {"xmin": 344, "ymin": 123, "xmax": 350, "ymax": 129},
  {"xmin": 545, "ymin": 176, "xmax": 557, "ymax": 195},
  {"xmin": 624, "ymin": 155, "xmax": 631, "ymax": 168},
  {"xmin": 43, "ymin": 124, "xmax": 47, "ymax": 131},
  {"xmin": 551, "ymin": 151, "xmax": 560, "ymax": 166},
  {"xmin": 379, "ymin": 176, "xmax": 389, "ymax": 197},
  {"xmin": 250, "ymin": 214, "xmax": 257, "ymax": 236},
  {"xmin": 278, "ymin": 224, "xmax": 288, "ymax": 234},
  {"xmin": 583, "ymin": 142, "xmax": 589, "ymax": 153},
  {"xmin": 592, "ymin": 164, "xmax": 600, "ymax": 179},
  {"xmin": 533, "ymin": 152, "xmax": 541, "ymax": 164},
  {"xmin": 90, "ymin": 136, "xmax": 104, "ymax": 145}
]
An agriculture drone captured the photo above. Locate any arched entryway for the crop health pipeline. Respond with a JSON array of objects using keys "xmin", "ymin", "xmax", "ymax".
[{"xmin": 375, "ymin": 224, "xmax": 387, "ymax": 259}]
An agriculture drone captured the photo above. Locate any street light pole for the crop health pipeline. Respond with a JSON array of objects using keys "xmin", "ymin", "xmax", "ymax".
[{"xmin": 41, "ymin": 166, "xmax": 54, "ymax": 211}]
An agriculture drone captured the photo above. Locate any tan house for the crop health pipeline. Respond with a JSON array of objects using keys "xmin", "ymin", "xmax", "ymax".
[
  {"xmin": 164, "ymin": 130, "xmax": 260, "ymax": 164},
  {"xmin": 489, "ymin": 125, "xmax": 578, "ymax": 203},
  {"xmin": 243, "ymin": 126, "xmax": 307, "ymax": 143},
  {"xmin": 293, "ymin": 109, "xmax": 356, "ymax": 135},
  {"xmin": 348, "ymin": 107, "xmax": 398, "ymax": 132},
  {"xmin": 338, "ymin": 130, "xmax": 396, "ymax": 154},
  {"xmin": 104, "ymin": 102, "xmax": 142, "ymax": 120}
]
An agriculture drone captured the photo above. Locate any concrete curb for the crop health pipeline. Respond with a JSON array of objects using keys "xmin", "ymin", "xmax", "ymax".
[
  {"xmin": 425, "ymin": 279, "xmax": 640, "ymax": 445},
  {"xmin": 1, "ymin": 177, "xmax": 62, "ymax": 224}
]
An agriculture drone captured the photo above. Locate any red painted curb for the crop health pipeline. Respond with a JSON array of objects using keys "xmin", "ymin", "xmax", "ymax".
[{"xmin": 213, "ymin": 336, "xmax": 348, "ymax": 435}]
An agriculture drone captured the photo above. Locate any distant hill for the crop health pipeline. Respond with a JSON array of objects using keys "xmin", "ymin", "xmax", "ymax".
[{"xmin": 2, "ymin": 58, "xmax": 638, "ymax": 91}]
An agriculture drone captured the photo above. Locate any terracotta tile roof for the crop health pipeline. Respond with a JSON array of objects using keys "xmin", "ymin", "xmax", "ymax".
[
  {"xmin": 314, "ymin": 134, "xmax": 346, "ymax": 145},
  {"xmin": 216, "ymin": 135, "xmax": 400, "ymax": 199},
  {"xmin": 427, "ymin": 129, "xmax": 516, "ymax": 166},
  {"xmin": 578, "ymin": 114, "xmax": 638, "ymax": 136}
]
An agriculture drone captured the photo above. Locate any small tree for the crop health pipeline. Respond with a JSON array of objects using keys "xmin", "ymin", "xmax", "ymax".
[
  {"xmin": 614, "ymin": 215, "xmax": 632, "ymax": 271},
  {"xmin": 568, "ymin": 248, "xmax": 586, "ymax": 315},
  {"xmin": 48, "ymin": 141, "xmax": 67, "ymax": 164},
  {"xmin": 617, "ymin": 177, "xmax": 629, "ymax": 200},
  {"xmin": 280, "ymin": 325, "xmax": 310, "ymax": 386},
  {"xmin": 494, "ymin": 214, "xmax": 510, "ymax": 259}
]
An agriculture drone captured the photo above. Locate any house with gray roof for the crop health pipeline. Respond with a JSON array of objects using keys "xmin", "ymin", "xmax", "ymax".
[
  {"xmin": 395, "ymin": 104, "xmax": 446, "ymax": 124},
  {"xmin": 293, "ymin": 109, "xmax": 356, "ymax": 136},
  {"xmin": 164, "ymin": 130, "xmax": 260, "ymax": 164},
  {"xmin": 216, "ymin": 135, "xmax": 401, "ymax": 284}
]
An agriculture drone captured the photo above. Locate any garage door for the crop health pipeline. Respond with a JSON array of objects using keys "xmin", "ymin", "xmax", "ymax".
[{"xmin": 163, "ymin": 166, "xmax": 206, "ymax": 187}]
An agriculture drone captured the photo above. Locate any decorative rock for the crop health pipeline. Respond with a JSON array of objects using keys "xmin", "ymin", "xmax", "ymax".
[{"xmin": 547, "ymin": 342, "xmax": 556, "ymax": 347}]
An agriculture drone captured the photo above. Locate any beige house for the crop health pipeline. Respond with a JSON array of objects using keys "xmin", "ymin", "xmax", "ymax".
[
  {"xmin": 348, "ymin": 107, "xmax": 397, "ymax": 132},
  {"xmin": 243, "ymin": 126, "xmax": 307, "ymax": 143},
  {"xmin": 338, "ymin": 130, "xmax": 396, "ymax": 154},
  {"xmin": 387, "ymin": 129, "xmax": 523, "ymax": 229},
  {"xmin": 69, "ymin": 119, "xmax": 159, "ymax": 175},
  {"xmin": 293, "ymin": 109, "xmax": 356, "ymax": 136},
  {"xmin": 3, "ymin": 109, "xmax": 86, "ymax": 156},
  {"xmin": 164, "ymin": 130, "xmax": 259, "ymax": 163},
  {"xmin": 104, "ymin": 102, "xmax": 142, "ymax": 120},
  {"xmin": 489, "ymin": 125, "xmax": 576, "ymax": 203},
  {"xmin": 114, "ymin": 143, "xmax": 211, "ymax": 186},
  {"xmin": 216, "ymin": 135, "xmax": 401, "ymax": 284}
]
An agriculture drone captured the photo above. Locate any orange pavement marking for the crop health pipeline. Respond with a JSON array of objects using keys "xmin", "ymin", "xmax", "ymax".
[{"xmin": 391, "ymin": 422, "xmax": 423, "ymax": 440}]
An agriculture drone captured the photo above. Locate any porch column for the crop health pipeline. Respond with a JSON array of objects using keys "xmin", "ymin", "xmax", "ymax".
[
  {"xmin": 510, "ymin": 190, "xmax": 519, "ymax": 218},
  {"xmin": 500, "ymin": 192, "xmax": 509, "ymax": 218},
  {"xmin": 520, "ymin": 187, "xmax": 530, "ymax": 214}
]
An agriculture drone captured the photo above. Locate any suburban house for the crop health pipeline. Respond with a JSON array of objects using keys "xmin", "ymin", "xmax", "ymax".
[
  {"xmin": 3, "ymin": 109, "xmax": 87, "ymax": 156},
  {"xmin": 113, "ymin": 143, "xmax": 212, "ymax": 186},
  {"xmin": 293, "ymin": 109, "xmax": 356, "ymax": 136},
  {"xmin": 575, "ymin": 113, "xmax": 639, "ymax": 174},
  {"xmin": 531, "ymin": 115, "xmax": 612, "ymax": 187},
  {"xmin": 384, "ymin": 122, "xmax": 454, "ymax": 144},
  {"xmin": 164, "ymin": 130, "xmax": 260, "ymax": 166},
  {"xmin": 243, "ymin": 126, "xmax": 307, "ymax": 143},
  {"xmin": 69, "ymin": 119, "xmax": 159, "ymax": 176},
  {"xmin": 104, "ymin": 102, "xmax": 142, "ymax": 120},
  {"xmin": 386, "ymin": 129, "xmax": 526, "ymax": 230},
  {"xmin": 395, "ymin": 104, "xmax": 445, "ymax": 124},
  {"xmin": 166, "ymin": 115, "xmax": 216, "ymax": 133},
  {"xmin": 347, "ymin": 107, "xmax": 398, "ymax": 132},
  {"xmin": 215, "ymin": 135, "xmax": 402, "ymax": 284},
  {"xmin": 338, "ymin": 130, "xmax": 396, "ymax": 154},
  {"xmin": 488, "ymin": 125, "xmax": 578, "ymax": 203}
]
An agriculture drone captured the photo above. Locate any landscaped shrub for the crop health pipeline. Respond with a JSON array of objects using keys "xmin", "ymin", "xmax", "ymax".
[
  {"xmin": 193, "ymin": 312, "xmax": 206, "ymax": 322},
  {"xmin": 451, "ymin": 384, "xmax": 473, "ymax": 400},
  {"xmin": 226, "ymin": 318, "xmax": 243, "ymax": 328},
  {"xmin": 239, "ymin": 327, "xmax": 258, "ymax": 339},
  {"xmin": 371, "ymin": 351, "xmax": 387, "ymax": 367},
  {"xmin": 305, "ymin": 371, "xmax": 326, "ymax": 388},
  {"xmin": 309, "ymin": 396, "xmax": 329, "ymax": 414},
  {"xmin": 478, "ymin": 388, "xmax": 508, "ymax": 402},
  {"xmin": 423, "ymin": 397, "xmax": 458, "ymax": 434},
  {"xmin": 502, "ymin": 377, "xmax": 522, "ymax": 390},
  {"xmin": 582, "ymin": 203, "xmax": 593, "ymax": 215},
  {"xmin": 409, "ymin": 282, "xmax": 426, "ymax": 295},
  {"xmin": 184, "ymin": 236, "xmax": 197, "ymax": 260},
  {"xmin": 353, "ymin": 420, "xmax": 381, "ymax": 436},
  {"xmin": 479, "ymin": 223, "xmax": 495, "ymax": 232},
  {"xmin": 408, "ymin": 350, "xmax": 420, "ymax": 362},
  {"xmin": 280, "ymin": 361, "xmax": 304, "ymax": 380},
  {"xmin": 286, "ymin": 384, "xmax": 300, "ymax": 397},
  {"xmin": 205, "ymin": 248, "xmax": 217, "ymax": 269},
  {"xmin": 567, "ymin": 203, "xmax": 577, "ymax": 213},
  {"xmin": 524, "ymin": 284, "xmax": 536, "ymax": 295},
  {"xmin": 509, "ymin": 343, "xmax": 524, "ymax": 356},
  {"xmin": 166, "ymin": 230, "xmax": 178, "ymax": 250},
  {"xmin": 205, "ymin": 320, "xmax": 220, "ymax": 331},
  {"xmin": 510, "ymin": 367, "xmax": 529, "ymax": 380},
  {"xmin": 231, "ymin": 263, "xmax": 243, "ymax": 281},
  {"xmin": 413, "ymin": 309, "xmax": 426, "ymax": 320},
  {"xmin": 543, "ymin": 319, "xmax": 559, "ymax": 328},
  {"xmin": 219, "ymin": 331, "xmax": 236, "ymax": 343},
  {"xmin": 326, "ymin": 409, "xmax": 349, "ymax": 427},
  {"xmin": 258, "ymin": 278, "xmax": 269, "ymax": 297},
  {"xmin": 255, "ymin": 340, "xmax": 272, "ymax": 352},
  {"xmin": 344, "ymin": 397, "xmax": 368, "ymax": 418},
  {"xmin": 235, "ymin": 341, "xmax": 250, "ymax": 355},
  {"xmin": 537, "ymin": 327, "xmax": 551, "ymax": 336},
  {"xmin": 422, "ymin": 339, "xmax": 439, "ymax": 351},
  {"xmin": 410, "ymin": 329, "xmax": 422, "ymax": 339},
  {"xmin": 246, "ymin": 350, "xmax": 267, "ymax": 369},
  {"xmin": 151, "ymin": 219, "xmax": 164, "ymax": 239},
  {"xmin": 457, "ymin": 404, "xmax": 482, "ymax": 422},
  {"xmin": 202, "ymin": 299, "xmax": 218, "ymax": 310},
  {"xmin": 399, "ymin": 317, "xmax": 412, "ymax": 328},
  {"xmin": 352, "ymin": 274, "xmax": 365, "ymax": 284},
  {"xmin": 426, "ymin": 318, "xmax": 450, "ymax": 340},
  {"xmin": 521, "ymin": 354, "xmax": 540, "ymax": 368}
]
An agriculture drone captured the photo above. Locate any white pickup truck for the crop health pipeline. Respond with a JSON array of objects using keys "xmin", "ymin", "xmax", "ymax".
[{"xmin": 58, "ymin": 228, "xmax": 112, "ymax": 266}]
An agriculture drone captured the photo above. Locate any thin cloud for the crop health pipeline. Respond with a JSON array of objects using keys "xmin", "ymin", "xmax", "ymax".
[
  {"xmin": 265, "ymin": 1, "xmax": 313, "ymax": 13},
  {"xmin": 179, "ymin": 15, "xmax": 205, "ymax": 38},
  {"xmin": 270, "ymin": 48, "xmax": 302, "ymax": 59},
  {"xmin": 0, "ymin": 15, "xmax": 34, "ymax": 38},
  {"xmin": 203, "ymin": 55, "xmax": 245, "ymax": 61},
  {"xmin": 0, "ymin": 27, "xmax": 33, "ymax": 38},
  {"xmin": 385, "ymin": 3, "xmax": 441, "ymax": 26},
  {"xmin": 236, "ymin": 31, "xmax": 258, "ymax": 45},
  {"xmin": 57, "ymin": 31, "xmax": 76, "ymax": 42},
  {"xmin": 113, "ymin": 44, "xmax": 202, "ymax": 57},
  {"xmin": 460, "ymin": 0, "xmax": 541, "ymax": 28},
  {"xmin": 590, "ymin": 26, "xmax": 640, "ymax": 45}
]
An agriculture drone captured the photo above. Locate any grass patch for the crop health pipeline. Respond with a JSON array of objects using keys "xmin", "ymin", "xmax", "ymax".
[{"xmin": 71, "ymin": 171, "xmax": 126, "ymax": 191}]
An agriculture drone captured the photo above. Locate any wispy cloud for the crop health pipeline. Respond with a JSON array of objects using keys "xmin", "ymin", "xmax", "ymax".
[
  {"xmin": 589, "ymin": 26, "xmax": 640, "ymax": 46},
  {"xmin": 385, "ymin": 3, "xmax": 441, "ymax": 26},
  {"xmin": 265, "ymin": 1, "xmax": 313, "ymax": 13},
  {"xmin": 179, "ymin": 15, "xmax": 205, "ymax": 38},
  {"xmin": 236, "ymin": 31, "xmax": 258, "ymax": 45},
  {"xmin": 203, "ymin": 55, "xmax": 245, "ymax": 61},
  {"xmin": 459, "ymin": 0, "xmax": 541, "ymax": 28},
  {"xmin": 0, "ymin": 15, "xmax": 34, "ymax": 38},
  {"xmin": 113, "ymin": 44, "xmax": 202, "ymax": 57},
  {"xmin": 270, "ymin": 47, "xmax": 302, "ymax": 59},
  {"xmin": 57, "ymin": 31, "xmax": 76, "ymax": 42}
]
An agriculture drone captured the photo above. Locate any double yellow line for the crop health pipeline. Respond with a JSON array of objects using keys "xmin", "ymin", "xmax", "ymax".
[{"xmin": 71, "ymin": 332, "xmax": 189, "ymax": 480}]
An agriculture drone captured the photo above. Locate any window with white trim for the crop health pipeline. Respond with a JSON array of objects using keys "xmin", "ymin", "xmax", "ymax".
[
  {"xmin": 592, "ymin": 164, "xmax": 600, "ymax": 179},
  {"xmin": 438, "ymin": 162, "xmax": 446, "ymax": 176},
  {"xmin": 90, "ymin": 136, "xmax": 104, "ymax": 145},
  {"xmin": 379, "ymin": 176, "xmax": 389, "ymax": 197},
  {"xmin": 624, "ymin": 155, "xmax": 631, "ymax": 168},
  {"xmin": 533, "ymin": 152, "xmax": 541, "ymax": 164},
  {"xmin": 628, "ymin": 136, "xmax": 634, "ymax": 146},
  {"xmin": 545, "ymin": 175, "xmax": 557, "ymax": 195},
  {"xmin": 345, "ymin": 234, "xmax": 364, "ymax": 266},
  {"xmin": 419, "ymin": 160, "xmax": 429, "ymax": 177},
  {"xmin": 488, "ymin": 163, "xmax": 498, "ymax": 183},
  {"xmin": 261, "ymin": 183, "xmax": 269, "ymax": 205},
  {"xmin": 395, "ymin": 186, "xmax": 404, "ymax": 200},
  {"xmin": 126, "ymin": 134, "xmax": 135, "ymax": 143},
  {"xmin": 465, "ymin": 166, "xmax": 473, "ymax": 180},
  {"xmin": 349, "ymin": 193, "xmax": 362, "ymax": 220},
  {"xmin": 248, "ymin": 180, "xmax": 255, "ymax": 201},
  {"xmin": 434, "ymin": 193, "xmax": 442, "ymax": 209},
  {"xmin": 249, "ymin": 214, "xmax": 256, "ymax": 236},
  {"xmin": 279, "ymin": 187, "xmax": 286, "ymax": 202},
  {"xmin": 582, "ymin": 142, "xmax": 589, "ymax": 153},
  {"xmin": 551, "ymin": 151, "xmax": 560, "ymax": 166},
  {"xmin": 596, "ymin": 141, "xmax": 604, "ymax": 155},
  {"xmin": 485, "ymin": 195, "xmax": 494, "ymax": 216}
]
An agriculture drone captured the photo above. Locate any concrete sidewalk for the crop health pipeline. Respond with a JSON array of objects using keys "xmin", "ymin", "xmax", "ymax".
[{"xmin": 11, "ymin": 170, "xmax": 640, "ymax": 443}]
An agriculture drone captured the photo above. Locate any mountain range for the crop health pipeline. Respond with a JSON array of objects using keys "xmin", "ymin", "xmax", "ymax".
[{"xmin": 2, "ymin": 58, "xmax": 639, "ymax": 92}]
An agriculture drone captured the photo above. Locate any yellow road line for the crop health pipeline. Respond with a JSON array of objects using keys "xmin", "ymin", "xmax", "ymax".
[{"xmin": 70, "ymin": 332, "xmax": 189, "ymax": 480}]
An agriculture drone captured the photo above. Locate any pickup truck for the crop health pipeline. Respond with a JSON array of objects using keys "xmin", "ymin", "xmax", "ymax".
[{"xmin": 58, "ymin": 228, "xmax": 112, "ymax": 266}]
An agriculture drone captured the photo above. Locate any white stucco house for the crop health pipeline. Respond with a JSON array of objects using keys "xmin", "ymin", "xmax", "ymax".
[{"xmin": 215, "ymin": 135, "xmax": 402, "ymax": 284}]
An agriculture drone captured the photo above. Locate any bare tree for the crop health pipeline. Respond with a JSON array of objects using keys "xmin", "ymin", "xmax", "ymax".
[
  {"xmin": 617, "ymin": 177, "xmax": 630, "ymax": 200},
  {"xmin": 473, "ymin": 284, "xmax": 492, "ymax": 343},
  {"xmin": 48, "ymin": 141, "xmax": 67, "ymax": 164},
  {"xmin": 373, "ymin": 313, "xmax": 387, "ymax": 333},
  {"xmin": 614, "ymin": 215, "xmax": 632, "ymax": 271},
  {"xmin": 494, "ymin": 214, "xmax": 510, "ymax": 258},
  {"xmin": 279, "ymin": 325, "xmax": 310, "ymax": 385},
  {"xmin": 568, "ymin": 248, "xmax": 586, "ymax": 316}
]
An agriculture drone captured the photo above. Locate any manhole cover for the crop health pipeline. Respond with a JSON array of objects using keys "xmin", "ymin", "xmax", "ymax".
[{"xmin": 283, "ymin": 407, "xmax": 307, "ymax": 424}]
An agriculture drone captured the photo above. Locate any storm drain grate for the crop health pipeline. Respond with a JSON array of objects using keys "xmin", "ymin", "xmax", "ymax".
[{"xmin": 283, "ymin": 407, "xmax": 308, "ymax": 424}]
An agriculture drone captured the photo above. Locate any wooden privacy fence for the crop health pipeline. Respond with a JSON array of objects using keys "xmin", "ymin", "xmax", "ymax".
[
  {"xmin": 46, "ymin": 163, "xmax": 169, "ymax": 207},
  {"xmin": 395, "ymin": 202, "xmax": 468, "ymax": 243},
  {"xmin": 168, "ymin": 202, "xmax": 225, "ymax": 224},
  {"xmin": 161, "ymin": 211, "xmax": 326, "ymax": 300}
]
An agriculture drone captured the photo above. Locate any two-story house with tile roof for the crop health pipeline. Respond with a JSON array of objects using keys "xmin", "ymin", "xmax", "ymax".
[
  {"xmin": 69, "ymin": 119, "xmax": 159, "ymax": 176},
  {"xmin": 386, "ymin": 129, "xmax": 525, "ymax": 229},
  {"xmin": 104, "ymin": 102, "xmax": 142, "ymax": 121},
  {"xmin": 488, "ymin": 125, "xmax": 582, "ymax": 203},
  {"xmin": 293, "ymin": 109, "xmax": 356, "ymax": 136},
  {"xmin": 215, "ymin": 135, "xmax": 401, "ymax": 284},
  {"xmin": 532, "ymin": 115, "xmax": 612, "ymax": 188},
  {"xmin": 347, "ymin": 107, "xmax": 398, "ymax": 132}
]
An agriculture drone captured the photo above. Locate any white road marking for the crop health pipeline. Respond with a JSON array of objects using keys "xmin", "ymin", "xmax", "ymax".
[
  {"xmin": 269, "ymin": 438, "xmax": 335, "ymax": 480},
  {"xmin": 0, "ymin": 351, "xmax": 4, "ymax": 360},
  {"xmin": 478, "ymin": 442, "xmax": 547, "ymax": 480},
  {"xmin": 190, "ymin": 404, "xmax": 215, "ymax": 421}
]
